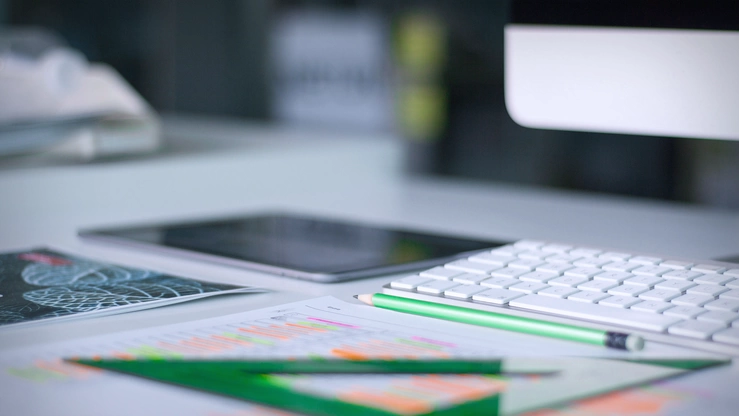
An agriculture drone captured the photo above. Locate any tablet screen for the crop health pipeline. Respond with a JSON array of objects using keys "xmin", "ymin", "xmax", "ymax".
[{"xmin": 85, "ymin": 214, "xmax": 501, "ymax": 275}]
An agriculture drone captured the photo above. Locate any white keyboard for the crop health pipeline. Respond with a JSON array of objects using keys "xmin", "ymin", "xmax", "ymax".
[{"xmin": 383, "ymin": 240, "xmax": 739, "ymax": 356}]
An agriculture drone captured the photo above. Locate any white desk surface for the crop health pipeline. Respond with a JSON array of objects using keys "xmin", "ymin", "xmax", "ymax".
[{"xmin": 1, "ymin": 115, "xmax": 738, "ymax": 412}]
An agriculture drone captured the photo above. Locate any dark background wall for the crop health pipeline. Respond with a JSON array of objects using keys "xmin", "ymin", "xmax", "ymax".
[{"xmin": 4, "ymin": 0, "xmax": 738, "ymax": 208}]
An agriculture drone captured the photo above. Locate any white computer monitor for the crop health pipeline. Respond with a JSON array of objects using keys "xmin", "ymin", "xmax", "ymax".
[{"xmin": 504, "ymin": 0, "xmax": 739, "ymax": 141}]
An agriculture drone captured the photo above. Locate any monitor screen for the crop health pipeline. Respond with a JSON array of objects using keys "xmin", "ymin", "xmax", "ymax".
[{"xmin": 505, "ymin": 0, "xmax": 739, "ymax": 140}]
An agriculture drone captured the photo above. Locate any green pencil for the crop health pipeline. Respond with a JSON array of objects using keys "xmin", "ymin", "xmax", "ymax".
[
  {"xmin": 357, "ymin": 293, "xmax": 645, "ymax": 351},
  {"xmin": 70, "ymin": 358, "xmax": 511, "ymax": 374}
]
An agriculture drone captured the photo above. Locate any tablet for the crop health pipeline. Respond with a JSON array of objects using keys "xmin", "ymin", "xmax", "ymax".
[{"xmin": 79, "ymin": 213, "xmax": 504, "ymax": 283}]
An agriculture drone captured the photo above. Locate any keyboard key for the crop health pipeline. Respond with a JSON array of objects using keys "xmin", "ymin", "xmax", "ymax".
[
  {"xmin": 519, "ymin": 271, "xmax": 559, "ymax": 283},
  {"xmin": 631, "ymin": 301, "xmax": 673, "ymax": 313},
  {"xmin": 664, "ymin": 305, "xmax": 707, "ymax": 319},
  {"xmin": 468, "ymin": 253, "xmax": 517, "ymax": 267},
  {"xmin": 569, "ymin": 248, "xmax": 603, "ymax": 258},
  {"xmin": 639, "ymin": 289, "xmax": 681, "ymax": 302},
  {"xmin": 390, "ymin": 275, "xmax": 433, "ymax": 290},
  {"xmin": 480, "ymin": 276, "xmax": 521, "ymax": 289},
  {"xmin": 452, "ymin": 273, "xmax": 492, "ymax": 285},
  {"xmin": 704, "ymin": 299, "xmax": 739, "ymax": 312},
  {"xmin": 693, "ymin": 274, "xmax": 734, "ymax": 286},
  {"xmin": 599, "ymin": 251, "xmax": 632, "ymax": 261},
  {"xmin": 538, "ymin": 286, "xmax": 580, "ymax": 299},
  {"xmin": 549, "ymin": 275, "xmax": 590, "ymax": 287},
  {"xmin": 472, "ymin": 289, "xmax": 524, "ymax": 305},
  {"xmin": 692, "ymin": 264, "xmax": 726, "ymax": 274},
  {"xmin": 697, "ymin": 311, "xmax": 738, "ymax": 325},
  {"xmin": 564, "ymin": 267, "xmax": 601, "ymax": 279},
  {"xmin": 599, "ymin": 295, "xmax": 643, "ymax": 309},
  {"xmin": 629, "ymin": 256, "xmax": 662, "ymax": 265},
  {"xmin": 420, "ymin": 267, "xmax": 462, "ymax": 281},
  {"xmin": 417, "ymin": 280, "xmax": 460, "ymax": 295},
  {"xmin": 545, "ymin": 254, "xmax": 581, "ymax": 264},
  {"xmin": 536, "ymin": 263, "xmax": 575, "ymax": 275},
  {"xmin": 594, "ymin": 271, "xmax": 634, "ymax": 283},
  {"xmin": 490, "ymin": 246, "xmax": 527, "ymax": 257},
  {"xmin": 444, "ymin": 285, "xmax": 488, "ymax": 299},
  {"xmin": 661, "ymin": 270, "xmax": 703, "ymax": 281},
  {"xmin": 446, "ymin": 260, "xmax": 498, "ymax": 275},
  {"xmin": 668, "ymin": 320, "xmax": 726, "ymax": 339},
  {"xmin": 509, "ymin": 295, "xmax": 681, "ymax": 331},
  {"xmin": 686, "ymin": 285, "xmax": 729, "ymax": 298},
  {"xmin": 573, "ymin": 258, "xmax": 611, "ymax": 268},
  {"xmin": 724, "ymin": 269, "xmax": 739, "ymax": 278},
  {"xmin": 508, "ymin": 259, "xmax": 546, "ymax": 271},
  {"xmin": 514, "ymin": 240, "xmax": 546, "ymax": 250},
  {"xmin": 654, "ymin": 280, "xmax": 696, "ymax": 293},
  {"xmin": 727, "ymin": 279, "xmax": 739, "ymax": 289},
  {"xmin": 608, "ymin": 285, "xmax": 648, "ymax": 297},
  {"xmin": 490, "ymin": 267, "xmax": 528, "ymax": 279},
  {"xmin": 567, "ymin": 291, "xmax": 609, "ymax": 304},
  {"xmin": 577, "ymin": 280, "xmax": 618, "ymax": 292},
  {"xmin": 720, "ymin": 289, "xmax": 739, "ymax": 300},
  {"xmin": 661, "ymin": 260, "xmax": 694, "ymax": 270},
  {"xmin": 623, "ymin": 275, "xmax": 664, "ymax": 288},
  {"xmin": 541, "ymin": 244, "xmax": 573, "ymax": 253},
  {"xmin": 518, "ymin": 250, "xmax": 554, "ymax": 260},
  {"xmin": 632, "ymin": 266, "xmax": 672, "ymax": 277},
  {"xmin": 671, "ymin": 294, "xmax": 715, "ymax": 307},
  {"xmin": 713, "ymin": 328, "xmax": 739, "ymax": 345},
  {"xmin": 602, "ymin": 262, "xmax": 640, "ymax": 272},
  {"xmin": 509, "ymin": 282, "xmax": 549, "ymax": 294}
]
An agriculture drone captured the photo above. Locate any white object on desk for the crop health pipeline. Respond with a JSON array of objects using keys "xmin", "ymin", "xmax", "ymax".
[
  {"xmin": 0, "ymin": 42, "xmax": 160, "ymax": 159},
  {"xmin": 385, "ymin": 240, "xmax": 739, "ymax": 356}
]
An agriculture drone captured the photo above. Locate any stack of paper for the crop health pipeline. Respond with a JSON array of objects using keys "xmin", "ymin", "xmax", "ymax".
[{"xmin": 0, "ymin": 296, "xmax": 727, "ymax": 415}]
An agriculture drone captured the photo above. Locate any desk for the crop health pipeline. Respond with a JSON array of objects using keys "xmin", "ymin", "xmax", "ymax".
[{"xmin": 1, "ymin": 115, "xmax": 738, "ymax": 414}]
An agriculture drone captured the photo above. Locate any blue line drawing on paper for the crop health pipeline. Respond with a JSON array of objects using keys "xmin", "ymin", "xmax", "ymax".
[
  {"xmin": 22, "ymin": 261, "xmax": 155, "ymax": 286},
  {"xmin": 22, "ymin": 278, "xmax": 218, "ymax": 312}
]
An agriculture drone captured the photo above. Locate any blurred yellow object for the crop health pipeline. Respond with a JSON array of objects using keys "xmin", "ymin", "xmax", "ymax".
[
  {"xmin": 395, "ymin": 12, "xmax": 448, "ymax": 144},
  {"xmin": 399, "ymin": 85, "xmax": 446, "ymax": 141},
  {"xmin": 395, "ymin": 13, "xmax": 447, "ymax": 76}
]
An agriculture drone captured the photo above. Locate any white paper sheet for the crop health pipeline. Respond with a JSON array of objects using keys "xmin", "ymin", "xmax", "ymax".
[{"xmin": 0, "ymin": 296, "xmax": 728, "ymax": 415}]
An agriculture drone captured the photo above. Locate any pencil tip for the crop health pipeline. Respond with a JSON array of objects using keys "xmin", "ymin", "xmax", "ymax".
[
  {"xmin": 352, "ymin": 295, "xmax": 359, "ymax": 299},
  {"xmin": 356, "ymin": 294, "xmax": 374, "ymax": 306}
]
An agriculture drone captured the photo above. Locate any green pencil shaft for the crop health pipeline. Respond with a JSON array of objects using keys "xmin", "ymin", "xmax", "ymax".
[{"xmin": 372, "ymin": 293, "xmax": 607, "ymax": 347}]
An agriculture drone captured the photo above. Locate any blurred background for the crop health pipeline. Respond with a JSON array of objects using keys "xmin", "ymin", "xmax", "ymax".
[{"xmin": 3, "ymin": 0, "xmax": 738, "ymax": 209}]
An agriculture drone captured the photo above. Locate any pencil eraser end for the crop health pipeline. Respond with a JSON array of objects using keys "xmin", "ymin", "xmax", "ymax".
[{"xmin": 626, "ymin": 335, "xmax": 645, "ymax": 351}]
